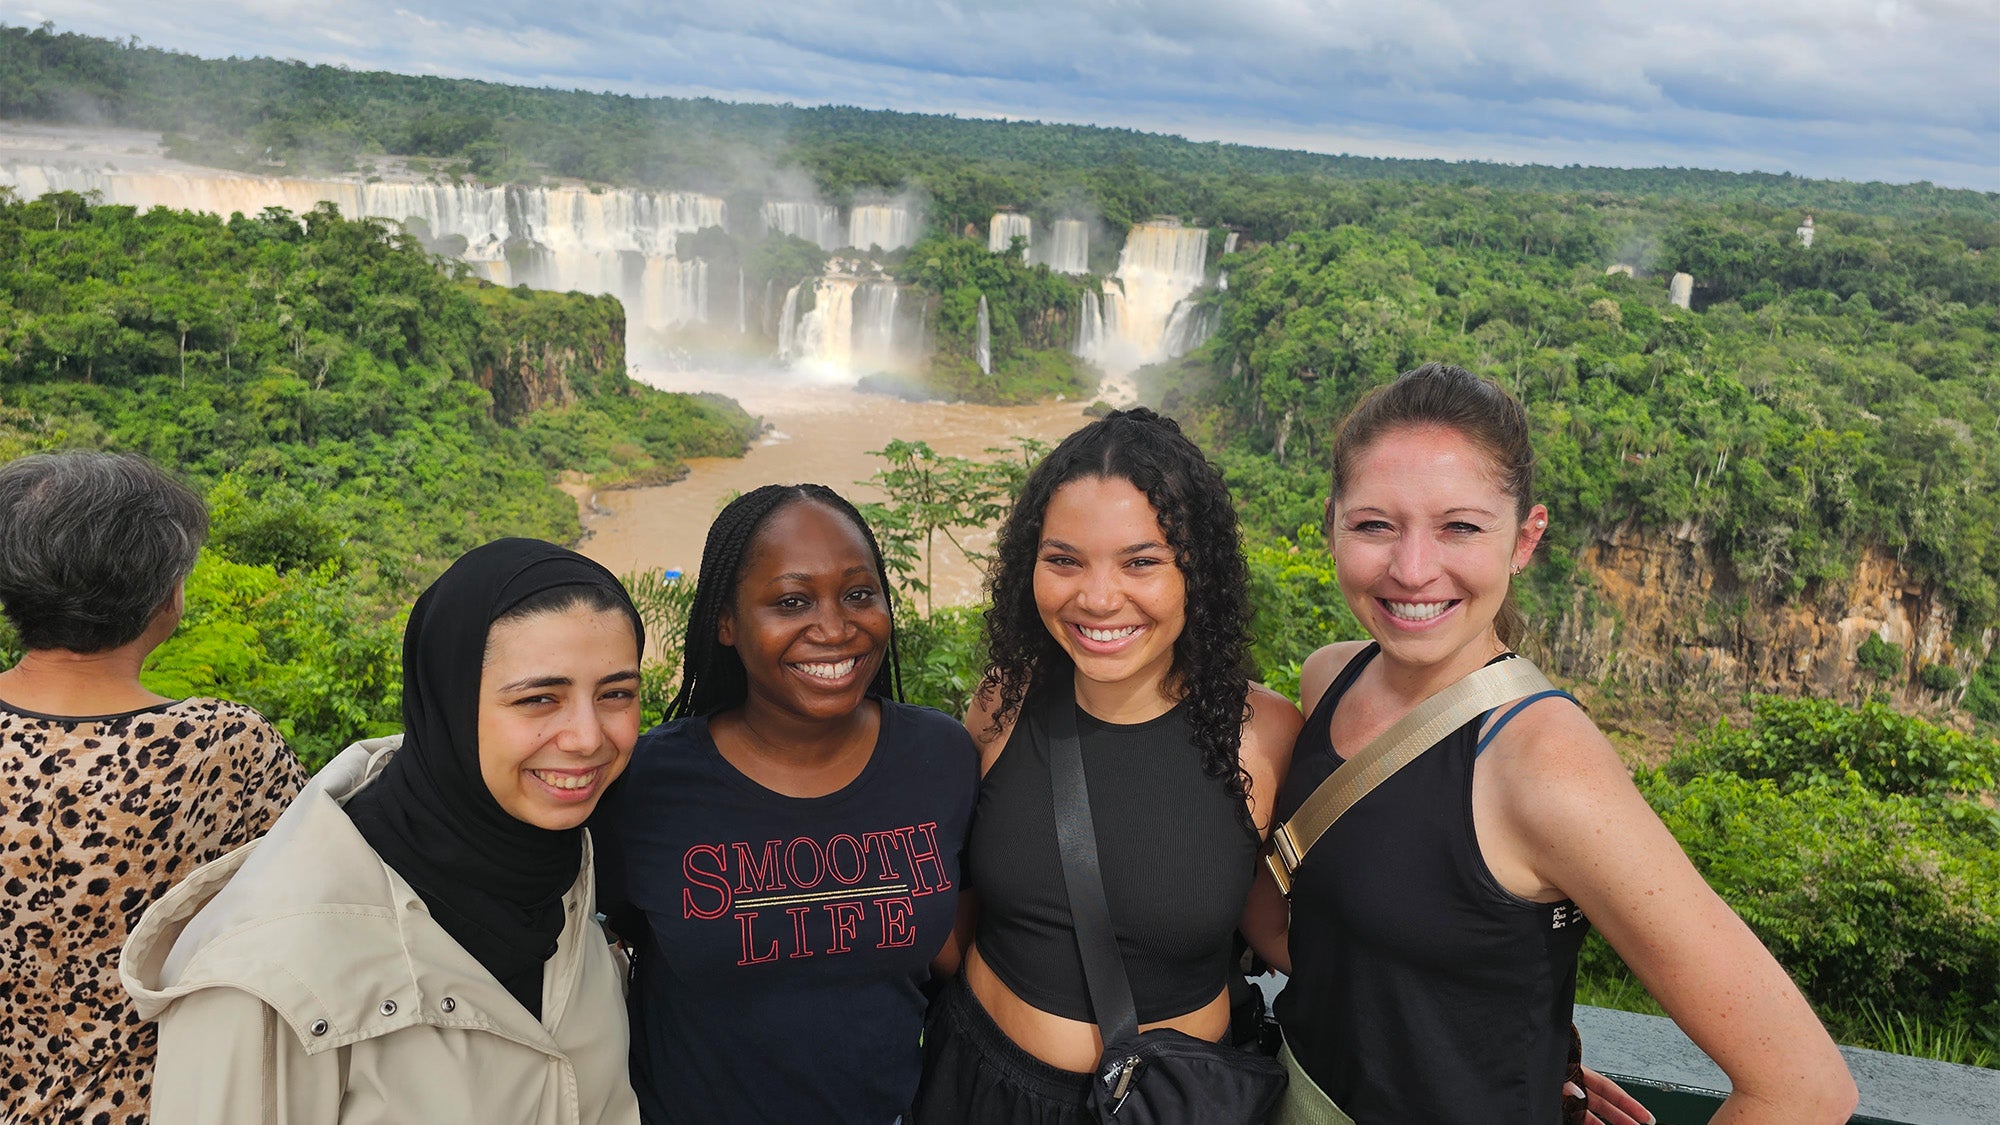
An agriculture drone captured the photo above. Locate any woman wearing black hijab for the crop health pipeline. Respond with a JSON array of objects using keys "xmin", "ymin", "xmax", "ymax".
[{"xmin": 124, "ymin": 539, "xmax": 646, "ymax": 1125}]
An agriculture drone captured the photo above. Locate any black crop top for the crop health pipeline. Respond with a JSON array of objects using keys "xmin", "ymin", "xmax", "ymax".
[{"xmin": 968, "ymin": 692, "xmax": 1261, "ymax": 1024}]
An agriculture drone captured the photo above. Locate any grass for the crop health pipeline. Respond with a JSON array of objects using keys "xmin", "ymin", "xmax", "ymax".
[
  {"xmin": 1577, "ymin": 967, "xmax": 2000, "ymax": 1070},
  {"xmin": 1844, "ymin": 1002, "xmax": 1997, "ymax": 1070}
]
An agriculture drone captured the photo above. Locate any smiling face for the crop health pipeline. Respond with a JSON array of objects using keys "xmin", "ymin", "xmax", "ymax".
[
  {"xmin": 1330, "ymin": 424, "xmax": 1546, "ymax": 676},
  {"xmin": 476, "ymin": 604, "xmax": 642, "ymax": 830},
  {"xmin": 720, "ymin": 500, "xmax": 892, "ymax": 728},
  {"xmin": 1034, "ymin": 475, "xmax": 1187, "ymax": 705}
]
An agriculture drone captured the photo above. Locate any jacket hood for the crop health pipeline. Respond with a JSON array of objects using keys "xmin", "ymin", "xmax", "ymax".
[{"xmin": 121, "ymin": 737, "xmax": 591, "ymax": 1057}]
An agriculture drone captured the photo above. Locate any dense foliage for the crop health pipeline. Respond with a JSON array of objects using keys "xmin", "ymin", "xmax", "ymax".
[
  {"xmin": 0, "ymin": 190, "xmax": 757, "ymax": 572},
  {"xmin": 5, "ymin": 21, "xmax": 1997, "ymax": 231},
  {"xmin": 887, "ymin": 237, "xmax": 1095, "ymax": 402},
  {"xmin": 1155, "ymin": 197, "xmax": 2000, "ymax": 641},
  {"xmin": 0, "ymin": 189, "xmax": 757, "ymax": 760},
  {"xmin": 4, "ymin": 17, "xmax": 1998, "ymax": 1066},
  {"xmin": 1574, "ymin": 699, "xmax": 2000, "ymax": 1065}
]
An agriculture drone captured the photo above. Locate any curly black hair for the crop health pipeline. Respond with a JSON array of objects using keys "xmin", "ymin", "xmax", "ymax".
[
  {"xmin": 982, "ymin": 407, "xmax": 1253, "ymax": 802},
  {"xmin": 665, "ymin": 483, "xmax": 903, "ymax": 720}
]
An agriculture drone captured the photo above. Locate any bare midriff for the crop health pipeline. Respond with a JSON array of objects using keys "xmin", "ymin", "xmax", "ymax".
[{"xmin": 963, "ymin": 943, "xmax": 1232, "ymax": 1073}]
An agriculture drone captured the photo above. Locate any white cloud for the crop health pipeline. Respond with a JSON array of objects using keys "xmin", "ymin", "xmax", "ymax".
[{"xmin": 16, "ymin": 0, "xmax": 1999, "ymax": 188}]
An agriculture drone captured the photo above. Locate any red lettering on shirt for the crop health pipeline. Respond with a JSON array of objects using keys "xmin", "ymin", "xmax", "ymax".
[
  {"xmin": 875, "ymin": 896, "xmax": 917, "ymax": 949},
  {"xmin": 785, "ymin": 906, "xmax": 814, "ymax": 959},
  {"xmin": 896, "ymin": 822, "xmax": 951, "ymax": 896},
  {"xmin": 826, "ymin": 833, "xmax": 869, "ymax": 885},
  {"xmin": 785, "ymin": 836, "xmax": 825, "ymax": 889},
  {"xmin": 682, "ymin": 844, "xmax": 731, "ymax": 919},
  {"xmin": 731, "ymin": 840, "xmax": 787, "ymax": 894},
  {"xmin": 737, "ymin": 911, "xmax": 780, "ymax": 965},
  {"xmin": 825, "ymin": 901, "xmax": 866, "ymax": 954}
]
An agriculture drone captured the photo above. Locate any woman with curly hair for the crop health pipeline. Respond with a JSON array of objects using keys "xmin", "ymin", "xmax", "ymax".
[{"xmin": 911, "ymin": 408, "xmax": 1301, "ymax": 1123}]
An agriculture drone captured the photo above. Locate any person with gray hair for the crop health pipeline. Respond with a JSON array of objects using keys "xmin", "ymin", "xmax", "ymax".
[{"xmin": 0, "ymin": 450, "xmax": 307, "ymax": 1124}]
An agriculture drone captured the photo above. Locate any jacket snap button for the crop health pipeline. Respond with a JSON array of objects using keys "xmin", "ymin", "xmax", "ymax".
[
  {"xmin": 440, "ymin": 997, "xmax": 456, "ymax": 1013},
  {"xmin": 309, "ymin": 1019, "xmax": 329, "ymax": 1036},
  {"xmin": 379, "ymin": 999, "xmax": 398, "ymax": 1017}
]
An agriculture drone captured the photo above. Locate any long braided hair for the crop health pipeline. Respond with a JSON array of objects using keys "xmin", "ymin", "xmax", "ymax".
[
  {"xmin": 664, "ymin": 483, "xmax": 903, "ymax": 720},
  {"xmin": 982, "ymin": 408, "xmax": 1254, "ymax": 802}
]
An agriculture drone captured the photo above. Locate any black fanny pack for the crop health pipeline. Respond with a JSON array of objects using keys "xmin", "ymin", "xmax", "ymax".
[{"xmin": 1042, "ymin": 689, "xmax": 1288, "ymax": 1124}]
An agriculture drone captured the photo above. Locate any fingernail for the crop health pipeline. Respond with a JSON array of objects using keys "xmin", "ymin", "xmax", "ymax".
[{"xmin": 1564, "ymin": 1082, "xmax": 1584, "ymax": 1098}]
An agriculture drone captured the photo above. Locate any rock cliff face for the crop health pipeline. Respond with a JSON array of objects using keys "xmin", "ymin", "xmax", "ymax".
[
  {"xmin": 1536, "ymin": 520, "xmax": 1992, "ymax": 726},
  {"xmin": 467, "ymin": 284, "xmax": 626, "ymax": 420}
]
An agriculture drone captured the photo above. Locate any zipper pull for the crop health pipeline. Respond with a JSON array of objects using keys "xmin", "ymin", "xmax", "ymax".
[{"xmin": 1108, "ymin": 1054, "xmax": 1143, "ymax": 1114}]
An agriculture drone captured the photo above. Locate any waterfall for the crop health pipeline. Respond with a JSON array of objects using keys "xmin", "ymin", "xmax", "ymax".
[
  {"xmin": 1082, "ymin": 220, "xmax": 1209, "ymax": 375},
  {"xmin": 1223, "ymin": 231, "xmax": 1240, "ymax": 255},
  {"xmin": 1075, "ymin": 290, "xmax": 1103, "ymax": 357},
  {"xmin": 847, "ymin": 203, "xmax": 916, "ymax": 252},
  {"xmin": 737, "ymin": 268, "xmax": 748, "ymax": 335},
  {"xmin": 976, "ymin": 295, "xmax": 992, "ymax": 376},
  {"xmin": 854, "ymin": 283, "xmax": 899, "ymax": 356},
  {"xmin": 762, "ymin": 200, "xmax": 843, "ymax": 251},
  {"xmin": 1161, "ymin": 299, "xmax": 1219, "ymax": 358},
  {"xmin": 777, "ymin": 283, "xmax": 804, "ymax": 359},
  {"xmin": 1041, "ymin": 219, "xmax": 1090, "ymax": 274},
  {"xmin": 800, "ymin": 279, "xmax": 857, "ymax": 373},
  {"xmin": 636, "ymin": 257, "xmax": 708, "ymax": 328},
  {"xmin": 989, "ymin": 213, "xmax": 1032, "ymax": 258},
  {"xmin": 0, "ymin": 161, "xmax": 728, "ymax": 357},
  {"xmin": 779, "ymin": 276, "xmax": 917, "ymax": 379}
]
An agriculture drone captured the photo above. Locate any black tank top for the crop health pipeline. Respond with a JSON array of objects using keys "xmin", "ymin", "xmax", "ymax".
[
  {"xmin": 970, "ymin": 690, "xmax": 1261, "ymax": 1024},
  {"xmin": 1274, "ymin": 645, "xmax": 1591, "ymax": 1125}
]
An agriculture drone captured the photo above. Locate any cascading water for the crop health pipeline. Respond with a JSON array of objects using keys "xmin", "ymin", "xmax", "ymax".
[
  {"xmin": 1162, "ymin": 301, "xmax": 1219, "ymax": 358},
  {"xmin": 0, "ymin": 162, "xmax": 727, "ymax": 355},
  {"xmin": 976, "ymin": 295, "xmax": 992, "ymax": 376},
  {"xmin": 854, "ymin": 283, "xmax": 902, "ymax": 364},
  {"xmin": 737, "ymin": 268, "xmax": 748, "ymax": 335},
  {"xmin": 793, "ymin": 278, "xmax": 858, "ymax": 376},
  {"xmin": 1083, "ymin": 221, "xmax": 1211, "ymax": 375},
  {"xmin": 1040, "ymin": 219, "xmax": 1090, "ymax": 274},
  {"xmin": 1074, "ymin": 290, "xmax": 1104, "ymax": 358},
  {"xmin": 777, "ymin": 283, "xmax": 804, "ymax": 360},
  {"xmin": 988, "ymin": 213, "xmax": 1032, "ymax": 258},
  {"xmin": 636, "ymin": 257, "xmax": 708, "ymax": 329},
  {"xmin": 777, "ymin": 276, "xmax": 918, "ymax": 380},
  {"xmin": 847, "ymin": 203, "xmax": 917, "ymax": 252},
  {"xmin": 762, "ymin": 200, "xmax": 843, "ymax": 252}
]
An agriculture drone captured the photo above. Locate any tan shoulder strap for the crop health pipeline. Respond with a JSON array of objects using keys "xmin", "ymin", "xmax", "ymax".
[{"xmin": 1265, "ymin": 657, "xmax": 1557, "ymax": 896}]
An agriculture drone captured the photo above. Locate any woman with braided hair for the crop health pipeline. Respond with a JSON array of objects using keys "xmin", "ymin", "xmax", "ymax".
[
  {"xmin": 911, "ymin": 407, "xmax": 1303, "ymax": 1123},
  {"xmin": 591, "ymin": 483, "xmax": 979, "ymax": 1125}
]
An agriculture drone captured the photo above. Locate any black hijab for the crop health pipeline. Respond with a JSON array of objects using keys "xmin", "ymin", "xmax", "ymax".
[{"xmin": 345, "ymin": 538, "xmax": 643, "ymax": 1019}]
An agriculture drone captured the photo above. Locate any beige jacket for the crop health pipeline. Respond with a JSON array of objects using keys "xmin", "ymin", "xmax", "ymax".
[{"xmin": 121, "ymin": 737, "xmax": 641, "ymax": 1125}]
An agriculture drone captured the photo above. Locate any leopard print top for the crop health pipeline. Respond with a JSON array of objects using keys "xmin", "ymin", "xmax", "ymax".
[{"xmin": 0, "ymin": 696, "xmax": 307, "ymax": 1125}]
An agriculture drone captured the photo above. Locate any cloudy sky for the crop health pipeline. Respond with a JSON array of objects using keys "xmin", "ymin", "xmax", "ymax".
[{"xmin": 19, "ymin": 0, "xmax": 2000, "ymax": 189}]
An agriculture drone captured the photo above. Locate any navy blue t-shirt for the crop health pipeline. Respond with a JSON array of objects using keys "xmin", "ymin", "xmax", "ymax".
[{"xmin": 593, "ymin": 700, "xmax": 978, "ymax": 1125}]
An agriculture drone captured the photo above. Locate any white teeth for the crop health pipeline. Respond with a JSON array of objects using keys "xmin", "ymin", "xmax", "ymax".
[
  {"xmin": 531, "ymin": 769, "xmax": 598, "ymax": 790},
  {"xmin": 1384, "ymin": 600, "xmax": 1452, "ymax": 621},
  {"xmin": 1078, "ymin": 625, "xmax": 1140, "ymax": 643},
  {"xmin": 797, "ymin": 658, "xmax": 857, "ymax": 680}
]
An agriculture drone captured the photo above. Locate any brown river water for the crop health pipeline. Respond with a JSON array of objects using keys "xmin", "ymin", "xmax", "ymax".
[{"xmin": 566, "ymin": 368, "xmax": 1095, "ymax": 608}]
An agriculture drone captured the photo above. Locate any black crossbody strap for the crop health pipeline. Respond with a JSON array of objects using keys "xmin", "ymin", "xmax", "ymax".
[{"xmin": 1044, "ymin": 687, "xmax": 1143, "ymax": 1046}]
